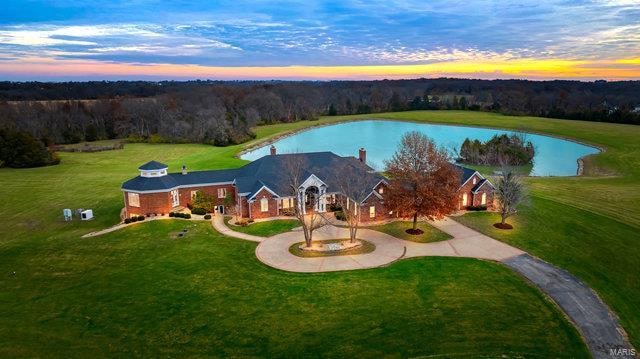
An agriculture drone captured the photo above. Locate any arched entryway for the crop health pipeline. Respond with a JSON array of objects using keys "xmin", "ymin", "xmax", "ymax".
[{"xmin": 304, "ymin": 186, "xmax": 319, "ymax": 212}]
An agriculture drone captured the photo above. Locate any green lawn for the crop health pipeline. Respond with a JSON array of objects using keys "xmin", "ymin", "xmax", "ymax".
[
  {"xmin": 369, "ymin": 220, "xmax": 453, "ymax": 243},
  {"xmin": 224, "ymin": 218, "xmax": 299, "ymax": 237},
  {"xmin": 0, "ymin": 220, "xmax": 588, "ymax": 357},
  {"xmin": 1, "ymin": 109, "xmax": 639, "ymax": 354}
]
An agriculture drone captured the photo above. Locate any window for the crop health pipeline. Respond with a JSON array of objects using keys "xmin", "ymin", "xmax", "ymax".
[
  {"xmin": 282, "ymin": 198, "xmax": 291, "ymax": 209},
  {"xmin": 462, "ymin": 193, "xmax": 468, "ymax": 206},
  {"xmin": 369, "ymin": 205, "xmax": 375, "ymax": 218},
  {"xmin": 378, "ymin": 187, "xmax": 384, "ymax": 194},
  {"xmin": 260, "ymin": 198, "xmax": 269, "ymax": 212},
  {"xmin": 128, "ymin": 192, "xmax": 140, "ymax": 207},
  {"xmin": 481, "ymin": 193, "xmax": 487, "ymax": 205},
  {"xmin": 171, "ymin": 190, "xmax": 180, "ymax": 207},
  {"xmin": 218, "ymin": 188, "xmax": 227, "ymax": 199},
  {"xmin": 472, "ymin": 177, "xmax": 477, "ymax": 185},
  {"xmin": 190, "ymin": 191, "xmax": 198, "ymax": 200}
]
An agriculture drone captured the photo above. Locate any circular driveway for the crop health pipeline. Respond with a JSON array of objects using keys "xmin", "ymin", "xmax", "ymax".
[{"xmin": 255, "ymin": 224, "xmax": 406, "ymax": 273}]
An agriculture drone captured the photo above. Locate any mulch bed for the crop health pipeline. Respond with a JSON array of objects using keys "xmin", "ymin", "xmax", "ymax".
[
  {"xmin": 405, "ymin": 228, "xmax": 425, "ymax": 235},
  {"xmin": 493, "ymin": 223, "xmax": 514, "ymax": 230}
]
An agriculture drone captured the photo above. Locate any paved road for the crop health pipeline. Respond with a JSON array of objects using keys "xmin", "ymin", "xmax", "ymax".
[{"xmin": 504, "ymin": 254, "xmax": 634, "ymax": 359}]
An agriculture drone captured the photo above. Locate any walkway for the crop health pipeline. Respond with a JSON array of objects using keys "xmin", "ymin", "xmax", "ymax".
[
  {"xmin": 212, "ymin": 215, "xmax": 264, "ymax": 242},
  {"xmin": 256, "ymin": 224, "xmax": 405, "ymax": 272},
  {"xmin": 217, "ymin": 216, "xmax": 635, "ymax": 358}
]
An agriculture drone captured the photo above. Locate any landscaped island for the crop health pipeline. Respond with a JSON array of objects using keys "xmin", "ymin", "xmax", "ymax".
[{"xmin": 459, "ymin": 133, "xmax": 535, "ymax": 167}]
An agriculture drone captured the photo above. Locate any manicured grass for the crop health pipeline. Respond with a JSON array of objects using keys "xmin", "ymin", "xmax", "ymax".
[
  {"xmin": 369, "ymin": 220, "xmax": 453, "ymax": 243},
  {"xmin": 0, "ymin": 220, "xmax": 588, "ymax": 357},
  {"xmin": 288, "ymin": 238, "xmax": 376, "ymax": 257},
  {"xmin": 1, "ymin": 110, "xmax": 639, "ymax": 353},
  {"xmin": 224, "ymin": 218, "xmax": 300, "ymax": 237},
  {"xmin": 455, "ymin": 197, "xmax": 640, "ymax": 350}
]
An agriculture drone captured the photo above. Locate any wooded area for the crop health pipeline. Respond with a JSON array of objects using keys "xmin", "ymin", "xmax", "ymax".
[{"xmin": 0, "ymin": 78, "xmax": 639, "ymax": 147}]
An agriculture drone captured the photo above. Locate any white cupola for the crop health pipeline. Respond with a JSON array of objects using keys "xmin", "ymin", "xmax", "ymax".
[{"xmin": 138, "ymin": 160, "xmax": 168, "ymax": 178}]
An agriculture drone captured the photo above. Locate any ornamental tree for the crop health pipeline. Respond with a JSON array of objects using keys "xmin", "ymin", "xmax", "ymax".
[
  {"xmin": 495, "ymin": 168, "xmax": 525, "ymax": 228},
  {"xmin": 384, "ymin": 131, "xmax": 461, "ymax": 233}
]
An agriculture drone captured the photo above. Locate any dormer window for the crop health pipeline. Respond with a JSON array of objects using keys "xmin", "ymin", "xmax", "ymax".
[{"xmin": 472, "ymin": 177, "xmax": 477, "ymax": 185}]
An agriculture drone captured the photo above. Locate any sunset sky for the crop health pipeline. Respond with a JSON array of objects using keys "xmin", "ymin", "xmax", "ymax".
[{"xmin": 1, "ymin": 0, "xmax": 639, "ymax": 81}]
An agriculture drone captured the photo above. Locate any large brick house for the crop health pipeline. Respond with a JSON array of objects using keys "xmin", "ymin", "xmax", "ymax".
[{"xmin": 121, "ymin": 148, "xmax": 494, "ymax": 222}]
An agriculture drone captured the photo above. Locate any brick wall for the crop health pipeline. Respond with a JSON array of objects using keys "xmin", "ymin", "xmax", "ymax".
[
  {"xmin": 178, "ymin": 184, "xmax": 236, "ymax": 211},
  {"xmin": 248, "ymin": 188, "xmax": 279, "ymax": 219},
  {"xmin": 457, "ymin": 173, "xmax": 495, "ymax": 210},
  {"xmin": 359, "ymin": 193, "xmax": 391, "ymax": 223},
  {"xmin": 125, "ymin": 191, "xmax": 172, "ymax": 217}
]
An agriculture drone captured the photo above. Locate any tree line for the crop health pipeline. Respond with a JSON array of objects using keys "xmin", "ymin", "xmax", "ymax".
[{"xmin": 0, "ymin": 78, "xmax": 638, "ymax": 149}]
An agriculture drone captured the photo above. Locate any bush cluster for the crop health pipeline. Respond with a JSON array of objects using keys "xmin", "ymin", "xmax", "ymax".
[
  {"xmin": 466, "ymin": 205, "xmax": 488, "ymax": 211},
  {"xmin": 203, "ymin": 214, "xmax": 212, "ymax": 220},
  {"xmin": 0, "ymin": 127, "xmax": 60, "ymax": 168},
  {"xmin": 191, "ymin": 207, "xmax": 207, "ymax": 215},
  {"xmin": 334, "ymin": 210, "xmax": 346, "ymax": 221},
  {"xmin": 124, "ymin": 215, "xmax": 146, "ymax": 224},
  {"xmin": 169, "ymin": 212, "xmax": 192, "ymax": 219}
]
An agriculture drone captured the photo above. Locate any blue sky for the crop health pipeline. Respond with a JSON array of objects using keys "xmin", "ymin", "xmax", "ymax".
[{"xmin": 0, "ymin": 1, "xmax": 639, "ymax": 80}]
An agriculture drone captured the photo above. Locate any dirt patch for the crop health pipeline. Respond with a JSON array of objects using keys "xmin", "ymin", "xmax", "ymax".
[{"xmin": 493, "ymin": 223, "xmax": 514, "ymax": 230}]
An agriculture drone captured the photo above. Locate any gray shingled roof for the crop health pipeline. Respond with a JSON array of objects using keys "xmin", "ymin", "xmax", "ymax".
[
  {"xmin": 123, "ymin": 153, "xmax": 481, "ymax": 201},
  {"xmin": 455, "ymin": 164, "xmax": 478, "ymax": 185},
  {"xmin": 138, "ymin": 160, "xmax": 168, "ymax": 170}
]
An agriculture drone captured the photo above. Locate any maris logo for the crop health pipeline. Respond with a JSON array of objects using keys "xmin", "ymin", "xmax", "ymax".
[{"xmin": 609, "ymin": 348, "xmax": 636, "ymax": 357}]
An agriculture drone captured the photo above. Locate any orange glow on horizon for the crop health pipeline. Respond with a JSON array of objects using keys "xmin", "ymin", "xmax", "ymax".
[{"xmin": 1, "ymin": 56, "xmax": 639, "ymax": 80}]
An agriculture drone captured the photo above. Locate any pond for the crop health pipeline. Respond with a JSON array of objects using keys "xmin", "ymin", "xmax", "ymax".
[{"xmin": 241, "ymin": 120, "xmax": 600, "ymax": 176}]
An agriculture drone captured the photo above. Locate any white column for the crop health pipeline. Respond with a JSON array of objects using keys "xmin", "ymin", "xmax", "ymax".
[{"xmin": 298, "ymin": 189, "xmax": 305, "ymax": 214}]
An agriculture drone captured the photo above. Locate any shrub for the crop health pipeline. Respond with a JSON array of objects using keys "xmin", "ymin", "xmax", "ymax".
[
  {"xmin": 247, "ymin": 218, "xmax": 254, "ymax": 223},
  {"xmin": 203, "ymin": 214, "xmax": 212, "ymax": 220},
  {"xmin": 124, "ymin": 218, "xmax": 131, "ymax": 224},
  {"xmin": 137, "ymin": 215, "xmax": 145, "ymax": 221},
  {"xmin": 191, "ymin": 207, "xmax": 206, "ymax": 215},
  {"xmin": 466, "ymin": 205, "xmax": 488, "ymax": 211},
  {"xmin": 334, "ymin": 210, "xmax": 346, "ymax": 221},
  {"xmin": 237, "ymin": 220, "xmax": 248, "ymax": 227},
  {"xmin": 184, "ymin": 213, "xmax": 191, "ymax": 219},
  {"xmin": 281, "ymin": 208, "xmax": 294, "ymax": 216},
  {"xmin": 130, "ymin": 217, "xmax": 138, "ymax": 222},
  {"xmin": 169, "ymin": 212, "xmax": 175, "ymax": 217}
]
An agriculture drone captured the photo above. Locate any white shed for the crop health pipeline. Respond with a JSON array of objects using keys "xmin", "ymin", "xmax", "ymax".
[{"xmin": 80, "ymin": 209, "xmax": 94, "ymax": 220}]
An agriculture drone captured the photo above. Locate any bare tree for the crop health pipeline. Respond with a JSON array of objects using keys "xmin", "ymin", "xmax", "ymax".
[
  {"xmin": 332, "ymin": 163, "xmax": 377, "ymax": 243},
  {"xmin": 283, "ymin": 154, "xmax": 325, "ymax": 247},
  {"xmin": 495, "ymin": 168, "xmax": 525, "ymax": 228},
  {"xmin": 384, "ymin": 131, "xmax": 461, "ymax": 234}
]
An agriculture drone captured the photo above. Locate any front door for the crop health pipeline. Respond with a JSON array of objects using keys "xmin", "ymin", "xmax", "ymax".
[{"xmin": 217, "ymin": 205, "xmax": 224, "ymax": 214}]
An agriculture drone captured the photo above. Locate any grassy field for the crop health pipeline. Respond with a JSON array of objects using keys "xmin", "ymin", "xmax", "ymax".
[
  {"xmin": 224, "ymin": 218, "xmax": 300, "ymax": 237},
  {"xmin": 0, "ymin": 110, "xmax": 639, "ymax": 354},
  {"xmin": 369, "ymin": 220, "xmax": 453, "ymax": 243},
  {"xmin": 0, "ymin": 220, "xmax": 588, "ymax": 357}
]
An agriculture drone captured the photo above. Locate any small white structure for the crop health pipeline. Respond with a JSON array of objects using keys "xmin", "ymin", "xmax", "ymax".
[
  {"xmin": 80, "ymin": 209, "xmax": 94, "ymax": 221},
  {"xmin": 63, "ymin": 208, "xmax": 72, "ymax": 221}
]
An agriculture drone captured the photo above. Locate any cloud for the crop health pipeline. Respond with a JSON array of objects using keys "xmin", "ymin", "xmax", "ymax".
[{"xmin": 0, "ymin": 0, "xmax": 638, "ymax": 79}]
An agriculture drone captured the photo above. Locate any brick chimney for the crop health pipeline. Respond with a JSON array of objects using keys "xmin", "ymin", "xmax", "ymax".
[
  {"xmin": 182, "ymin": 165, "xmax": 187, "ymax": 175},
  {"xmin": 358, "ymin": 148, "xmax": 366, "ymax": 163},
  {"xmin": 270, "ymin": 145, "xmax": 277, "ymax": 155}
]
